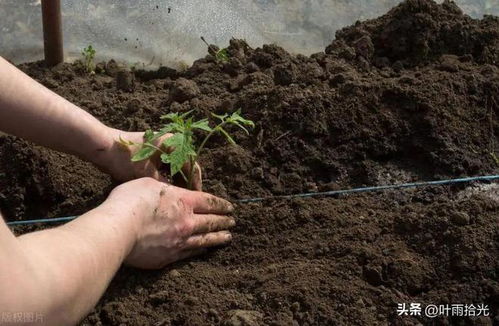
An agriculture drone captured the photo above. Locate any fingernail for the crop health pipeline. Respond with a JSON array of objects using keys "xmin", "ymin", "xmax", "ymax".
[
  {"xmin": 229, "ymin": 218, "xmax": 236, "ymax": 227},
  {"xmin": 228, "ymin": 203, "xmax": 235, "ymax": 212},
  {"xmin": 226, "ymin": 233, "xmax": 233, "ymax": 241}
]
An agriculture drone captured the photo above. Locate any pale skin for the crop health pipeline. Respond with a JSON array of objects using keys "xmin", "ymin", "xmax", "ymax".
[{"xmin": 0, "ymin": 56, "xmax": 234, "ymax": 325}]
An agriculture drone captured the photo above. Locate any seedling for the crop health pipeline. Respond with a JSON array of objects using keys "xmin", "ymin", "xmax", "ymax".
[
  {"xmin": 81, "ymin": 45, "xmax": 96, "ymax": 73},
  {"xmin": 215, "ymin": 48, "xmax": 230, "ymax": 62},
  {"xmin": 491, "ymin": 152, "xmax": 499, "ymax": 166},
  {"xmin": 201, "ymin": 37, "xmax": 230, "ymax": 62},
  {"xmin": 177, "ymin": 60, "xmax": 190, "ymax": 72},
  {"xmin": 124, "ymin": 110, "xmax": 254, "ymax": 189}
]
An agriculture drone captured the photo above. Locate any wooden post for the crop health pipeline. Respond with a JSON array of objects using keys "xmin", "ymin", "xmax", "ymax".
[{"xmin": 41, "ymin": 0, "xmax": 63, "ymax": 66}]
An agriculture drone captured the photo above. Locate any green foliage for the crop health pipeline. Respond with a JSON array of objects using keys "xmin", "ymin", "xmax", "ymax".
[
  {"xmin": 161, "ymin": 133, "xmax": 196, "ymax": 176},
  {"xmin": 81, "ymin": 45, "xmax": 96, "ymax": 73},
  {"xmin": 491, "ymin": 152, "xmax": 499, "ymax": 166},
  {"xmin": 130, "ymin": 144, "xmax": 156, "ymax": 162},
  {"xmin": 215, "ymin": 48, "xmax": 230, "ymax": 62},
  {"xmin": 200, "ymin": 36, "xmax": 230, "ymax": 62},
  {"xmin": 129, "ymin": 110, "xmax": 254, "ymax": 189}
]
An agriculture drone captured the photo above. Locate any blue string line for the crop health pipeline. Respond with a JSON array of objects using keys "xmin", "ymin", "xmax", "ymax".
[
  {"xmin": 234, "ymin": 175, "xmax": 499, "ymax": 203},
  {"xmin": 6, "ymin": 175, "xmax": 499, "ymax": 226},
  {"xmin": 7, "ymin": 216, "xmax": 78, "ymax": 226}
]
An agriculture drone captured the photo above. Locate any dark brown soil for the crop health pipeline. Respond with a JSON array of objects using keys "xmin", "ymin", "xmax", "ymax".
[{"xmin": 0, "ymin": 0, "xmax": 498, "ymax": 325}]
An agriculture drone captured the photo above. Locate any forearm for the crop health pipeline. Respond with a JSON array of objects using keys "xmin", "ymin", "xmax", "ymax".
[
  {"xmin": 0, "ymin": 56, "xmax": 114, "ymax": 164},
  {"xmin": 0, "ymin": 199, "xmax": 139, "ymax": 325}
]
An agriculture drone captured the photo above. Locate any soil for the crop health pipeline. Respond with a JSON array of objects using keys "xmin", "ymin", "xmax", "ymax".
[{"xmin": 0, "ymin": 0, "xmax": 498, "ymax": 325}]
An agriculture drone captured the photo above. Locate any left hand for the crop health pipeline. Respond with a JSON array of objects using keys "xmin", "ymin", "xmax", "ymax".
[
  {"xmin": 105, "ymin": 178, "xmax": 235, "ymax": 269},
  {"xmin": 94, "ymin": 129, "xmax": 203, "ymax": 190}
]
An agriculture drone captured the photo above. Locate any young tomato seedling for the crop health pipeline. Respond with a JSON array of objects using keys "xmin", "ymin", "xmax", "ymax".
[
  {"xmin": 200, "ymin": 37, "xmax": 230, "ymax": 62},
  {"xmin": 125, "ymin": 110, "xmax": 254, "ymax": 189},
  {"xmin": 81, "ymin": 45, "xmax": 96, "ymax": 73}
]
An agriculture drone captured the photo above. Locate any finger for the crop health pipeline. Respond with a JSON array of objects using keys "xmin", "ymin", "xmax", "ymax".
[
  {"xmin": 178, "ymin": 161, "xmax": 202, "ymax": 191},
  {"xmin": 143, "ymin": 160, "xmax": 169, "ymax": 183},
  {"xmin": 192, "ymin": 214, "xmax": 236, "ymax": 234},
  {"xmin": 187, "ymin": 192, "xmax": 234, "ymax": 214},
  {"xmin": 176, "ymin": 248, "xmax": 207, "ymax": 262},
  {"xmin": 154, "ymin": 133, "xmax": 174, "ymax": 151},
  {"xmin": 153, "ymin": 172, "xmax": 169, "ymax": 183},
  {"xmin": 184, "ymin": 231, "xmax": 233, "ymax": 249},
  {"xmin": 153, "ymin": 133, "xmax": 202, "ymax": 190},
  {"xmin": 191, "ymin": 162, "xmax": 202, "ymax": 191}
]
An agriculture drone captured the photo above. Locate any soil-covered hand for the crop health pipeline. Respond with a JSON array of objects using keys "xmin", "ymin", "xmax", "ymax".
[
  {"xmin": 107, "ymin": 178, "xmax": 235, "ymax": 269},
  {"xmin": 96, "ymin": 129, "xmax": 202, "ymax": 190}
]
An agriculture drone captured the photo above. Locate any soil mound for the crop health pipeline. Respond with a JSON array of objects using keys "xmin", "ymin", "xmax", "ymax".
[
  {"xmin": 329, "ymin": 0, "xmax": 499, "ymax": 67},
  {"xmin": 0, "ymin": 0, "xmax": 497, "ymax": 325}
]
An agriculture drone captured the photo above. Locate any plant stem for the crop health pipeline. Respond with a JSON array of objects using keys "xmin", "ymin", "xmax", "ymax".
[
  {"xmin": 186, "ymin": 121, "xmax": 227, "ymax": 189},
  {"xmin": 178, "ymin": 169, "xmax": 188, "ymax": 183},
  {"xmin": 143, "ymin": 142, "xmax": 166, "ymax": 154},
  {"xmin": 143, "ymin": 143, "xmax": 188, "ymax": 183},
  {"xmin": 187, "ymin": 156, "xmax": 196, "ymax": 190}
]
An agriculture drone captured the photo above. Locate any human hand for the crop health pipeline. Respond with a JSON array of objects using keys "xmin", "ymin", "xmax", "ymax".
[
  {"xmin": 107, "ymin": 178, "xmax": 235, "ymax": 269},
  {"xmin": 95, "ymin": 128, "xmax": 202, "ymax": 190}
]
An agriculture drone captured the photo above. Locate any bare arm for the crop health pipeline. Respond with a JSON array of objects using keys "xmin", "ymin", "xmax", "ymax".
[
  {"xmin": 0, "ymin": 178, "xmax": 234, "ymax": 325},
  {"xmin": 0, "ymin": 200, "xmax": 135, "ymax": 325},
  {"xmin": 0, "ymin": 56, "xmax": 227, "ymax": 324},
  {"xmin": 0, "ymin": 56, "xmax": 202, "ymax": 188},
  {"xmin": 0, "ymin": 56, "xmax": 112, "ymax": 165}
]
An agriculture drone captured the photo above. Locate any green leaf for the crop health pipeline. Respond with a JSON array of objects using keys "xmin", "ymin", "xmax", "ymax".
[
  {"xmin": 161, "ymin": 112, "xmax": 180, "ymax": 122},
  {"xmin": 162, "ymin": 111, "xmax": 193, "ymax": 122},
  {"xmin": 212, "ymin": 112, "xmax": 228, "ymax": 122},
  {"xmin": 180, "ymin": 110, "xmax": 194, "ymax": 119},
  {"xmin": 144, "ymin": 130, "xmax": 155, "ymax": 142},
  {"xmin": 191, "ymin": 119, "xmax": 213, "ymax": 132},
  {"xmin": 491, "ymin": 152, "xmax": 499, "ymax": 166},
  {"xmin": 229, "ymin": 110, "xmax": 255, "ymax": 128},
  {"xmin": 159, "ymin": 124, "xmax": 175, "ymax": 134},
  {"xmin": 232, "ymin": 121, "xmax": 250, "ymax": 135},
  {"xmin": 151, "ymin": 127, "xmax": 171, "ymax": 141},
  {"xmin": 216, "ymin": 48, "xmax": 229, "ymax": 62},
  {"xmin": 156, "ymin": 122, "xmax": 182, "ymax": 137},
  {"xmin": 162, "ymin": 133, "xmax": 196, "ymax": 176},
  {"xmin": 160, "ymin": 153, "xmax": 170, "ymax": 164},
  {"xmin": 131, "ymin": 145, "xmax": 157, "ymax": 162},
  {"xmin": 224, "ymin": 110, "xmax": 254, "ymax": 135},
  {"xmin": 219, "ymin": 127, "xmax": 236, "ymax": 145}
]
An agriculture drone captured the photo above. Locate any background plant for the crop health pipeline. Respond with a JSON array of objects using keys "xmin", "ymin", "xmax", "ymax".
[
  {"xmin": 81, "ymin": 45, "xmax": 96, "ymax": 73},
  {"xmin": 201, "ymin": 37, "xmax": 229, "ymax": 62},
  {"xmin": 125, "ymin": 110, "xmax": 254, "ymax": 189}
]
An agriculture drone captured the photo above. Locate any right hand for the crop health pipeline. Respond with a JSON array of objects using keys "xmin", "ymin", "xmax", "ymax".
[
  {"xmin": 95, "ymin": 129, "xmax": 203, "ymax": 190},
  {"xmin": 107, "ymin": 178, "xmax": 235, "ymax": 269}
]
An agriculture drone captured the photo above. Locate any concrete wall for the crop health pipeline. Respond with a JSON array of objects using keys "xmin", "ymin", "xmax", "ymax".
[{"xmin": 0, "ymin": 0, "xmax": 497, "ymax": 66}]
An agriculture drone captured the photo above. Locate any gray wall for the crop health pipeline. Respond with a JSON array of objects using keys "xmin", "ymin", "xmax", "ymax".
[{"xmin": 0, "ymin": 0, "xmax": 497, "ymax": 66}]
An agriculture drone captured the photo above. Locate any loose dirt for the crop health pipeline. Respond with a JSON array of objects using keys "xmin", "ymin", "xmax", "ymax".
[{"xmin": 0, "ymin": 0, "xmax": 497, "ymax": 325}]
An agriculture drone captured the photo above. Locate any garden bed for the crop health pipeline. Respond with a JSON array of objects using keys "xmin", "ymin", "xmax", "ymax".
[{"xmin": 0, "ymin": 0, "xmax": 498, "ymax": 325}]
